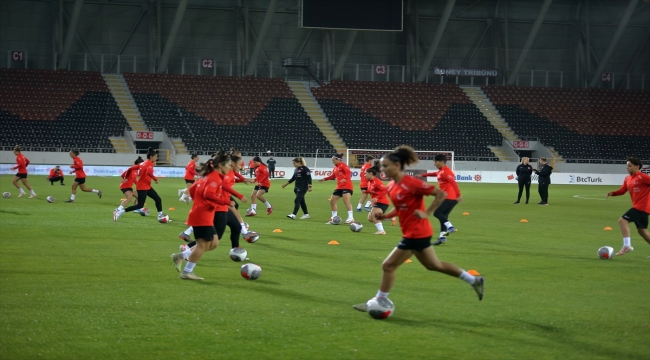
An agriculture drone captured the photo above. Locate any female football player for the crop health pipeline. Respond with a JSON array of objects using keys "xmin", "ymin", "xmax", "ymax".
[
  {"xmin": 352, "ymin": 146, "xmax": 484, "ymax": 313},
  {"xmin": 364, "ymin": 165, "xmax": 390, "ymax": 235},
  {"xmin": 319, "ymin": 154, "xmax": 354, "ymax": 224},
  {"xmin": 179, "ymin": 153, "xmax": 199, "ymax": 204},
  {"xmin": 356, "ymin": 155, "xmax": 375, "ymax": 212},
  {"xmin": 65, "ymin": 149, "xmax": 102, "ymax": 202},
  {"xmin": 116, "ymin": 157, "xmax": 144, "ymax": 211},
  {"xmin": 247, "ymin": 156, "xmax": 272, "ymax": 216},
  {"xmin": 282, "ymin": 157, "xmax": 312, "ymax": 219},
  {"xmin": 10, "ymin": 145, "xmax": 36, "ymax": 198}
]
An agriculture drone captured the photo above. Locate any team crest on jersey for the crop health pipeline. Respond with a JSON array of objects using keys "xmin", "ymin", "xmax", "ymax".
[{"xmin": 210, "ymin": 182, "xmax": 217, "ymax": 187}]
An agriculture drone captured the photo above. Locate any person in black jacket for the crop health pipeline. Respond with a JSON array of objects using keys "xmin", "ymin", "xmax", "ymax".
[
  {"xmin": 266, "ymin": 155, "xmax": 277, "ymax": 179},
  {"xmin": 514, "ymin": 157, "xmax": 533, "ymax": 204},
  {"xmin": 282, "ymin": 157, "xmax": 312, "ymax": 219},
  {"xmin": 534, "ymin": 157, "xmax": 553, "ymax": 205}
]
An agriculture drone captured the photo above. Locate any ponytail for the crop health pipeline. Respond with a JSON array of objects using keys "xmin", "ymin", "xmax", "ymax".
[
  {"xmin": 134, "ymin": 156, "xmax": 144, "ymax": 165},
  {"xmin": 384, "ymin": 145, "xmax": 418, "ymax": 170}
]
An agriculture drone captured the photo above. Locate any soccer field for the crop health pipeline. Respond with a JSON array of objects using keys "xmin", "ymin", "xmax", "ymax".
[{"xmin": 0, "ymin": 175, "xmax": 648, "ymax": 359}]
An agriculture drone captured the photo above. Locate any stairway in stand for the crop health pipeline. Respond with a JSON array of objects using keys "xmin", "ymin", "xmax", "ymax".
[
  {"xmin": 461, "ymin": 86, "xmax": 519, "ymax": 161},
  {"xmin": 287, "ymin": 81, "xmax": 346, "ymax": 154},
  {"xmin": 103, "ymin": 74, "xmax": 147, "ymax": 131}
]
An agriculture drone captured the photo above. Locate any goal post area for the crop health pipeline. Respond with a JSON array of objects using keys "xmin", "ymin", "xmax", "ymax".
[{"xmin": 345, "ymin": 149, "xmax": 455, "ymax": 171}]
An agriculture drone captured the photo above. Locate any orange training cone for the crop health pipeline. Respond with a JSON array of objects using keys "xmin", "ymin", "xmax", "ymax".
[
  {"xmin": 328, "ymin": 240, "xmax": 339, "ymax": 245},
  {"xmin": 273, "ymin": 229, "xmax": 283, "ymax": 233},
  {"xmin": 520, "ymin": 219, "xmax": 528, "ymax": 223},
  {"xmin": 168, "ymin": 207, "xmax": 175, "ymax": 211},
  {"xmin": 462, "ymin": 212, "xmax": 470, "ymax": 216},
  {"xmin": 404, "ymin": 259, "xmax": 413, "ymax": 263},
  {"xmin": 468, "ymin": 269, "xmax": 480, "ymax": 276},
  {"xmin": 603, "ymin": 227, "xmax": 613, "ymax": 231}
]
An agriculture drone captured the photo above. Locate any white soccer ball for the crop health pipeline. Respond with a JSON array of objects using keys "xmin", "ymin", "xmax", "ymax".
[
  {"xmin": 598, "ymin": 246, "xmax": 614, "ymax": 260},
  {"xmin": 240, "ymin": 263, "xmax": 262, "ymax": 280},
  {"xmin": 3, "ymin": 192, "xmax": 11, "ymax": 198},
  {"xmin": 246, "ymin": 208, "xmax": 256, "ymax": 216},
  {"xmin": 350, "ymin": 222, "xmax": 364, "ymax": 232},
  {"xmin": 244, "ymin": 231, "xmax": 260, "ymax": 243},
  {"xmin": 367, "ymin": 297, "xmax": 395, "ymax": 320},
  {"xmin": 331, "ymin": 216, "xmax": 342, "ymax": 225},
  {"xmin": 46, "ymin": 196, "xmax": 56, "ymax": 203},
  {"xmin": 229, "ymin": 247, "xmax": 248, "ymax": 262},
  {"xmin": 158, "ymin": 214, "xmax": 170, "ymax": 223}
]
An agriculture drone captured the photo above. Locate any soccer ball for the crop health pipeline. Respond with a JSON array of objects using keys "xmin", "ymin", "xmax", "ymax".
[
  {"xmin": 331, "ymin": 216, "xmax": 342, "ymax": 225},
  {"xmin": 598, "ymin": 246, "xmax": 614, "ymax": 260},
  {"xmin": 246, "ymin": 208, "xmax": 256, "ymax": 216},
  {"xmin": 229, "ymin": 247, "xmax": 248, "ymax": 262},
  {"xmin": 158, "ymin": 214, "xmax": 170, "ymax": 223},
  {"xmin": 46, "ymin": 196, "xmax": 56, "ymax": 203},
  {"xmin": 350, "ymin": 222, "xmax": 364, "ymax": 232},
  {"xmin": 2, "ymin": 192, "xmax": 11, "ymax": 198},
  {"xmin": 240, "ymin": 263, "xmax": 262, "ymax": 280},
  {"xmin": 367, "ymin": 297, "xmax": 395, "ymax": 320},
  {"xmin": 244, "ymin": 231, "xmax": 260, "ymax": 243}
]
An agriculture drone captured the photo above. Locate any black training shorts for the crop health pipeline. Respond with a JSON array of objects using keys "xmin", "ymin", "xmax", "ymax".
[
  {"xmin": 397, "ymin": 236, "xmax": 433, "ymax": 252},
  {"xmin": 622, "ymin": 208, "xmax": 649, "ymax": 229},
  {"xmin": 193, "ymin": 226, "xmax": 217, "ymax": 241},
  {"xmin": 332, "ymin": 189, "xmax": 353, "ymax": 197}
]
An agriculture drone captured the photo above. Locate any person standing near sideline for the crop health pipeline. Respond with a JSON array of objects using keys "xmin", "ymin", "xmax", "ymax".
[
  {"xmin": 514, "ymin": 157, "xmax": 533, "ymax": 204},
  {"xmin": 606, "ymin": 157, "xmax": 650, "ymax": 256},
  {"xmin": 282, "ymin": 157, "xmax": 312, "ymax": 219},
  {"xmin": 10, "ymin": 145, "xmax": 36, "ymax": 198},
  {"xmin": 266, "ymin": 155, "xmax": 277, "ymax": 179},
  {"xmin": 248, "ymin": 158, "xmax": 256, "ymax": 179},
  {"xmin": 533, "ymin": 157, "xmax": 552, "ymax": 205}
]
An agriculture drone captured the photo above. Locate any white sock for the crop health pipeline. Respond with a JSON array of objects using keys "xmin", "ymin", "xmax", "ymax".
[
  {"xmin": 265, "ymin": 201, "xmax": 271, "ymax": 208},
  {"xmin": 240, "ymin": 223, "xmax": 248, "ymax": 235},
  {"xmin": 117, "ymin": 209, "xmax": 125, "ymax": 215},
  {"xmin": 440, "ymin": 231, "xmax": 446, "ymax": 238},
  {"xmin": 623, "ymin": 237, "xmax": 631, "ymax": 247},
  {"xmin": 184, "ymin": 227, "xmax": 193, "ymax": 235},
  {"xmin": 356, "ymin": 203, "xmax": 362, "ymax": 209},
  {"xmin": 30, "ymin": 189, "xmax": 36, "ymax": 195},
  {"xmin": 18, "ymin": 188, "xmax": 25, "ymax": 194},
  {"xmin": 444, "ymin": 221, "xmax": 453, "ymax": 228},
  {"xmin": 182, "ymin": 249, "xmax": 192, "ymax": 259},
  {"xmin": 180, "ymin": 194, "xmax": 186, "ymax": 200},
  {"xmin": 70, "ymin": 194, "xmax": 75, "ymax": 200},
  {"xmin": 92, "ymin": 189, "xmax": 99, "ymax": 194},
  {"xmin": 331, "ymin": 211, "xmax": 337, "ymax": 217},
  {"xmin": 375, "ymin": 222, "xmax": 384, "ymax": 232},
  {"xmin": 117, "ymin": 205, "xmax": 124, "ymax": 211},
  {"xmin": 347, "ymin": 210, "xmax": 354, "ymax": 219},
  {"xmin": 158, "ymin": 211, "xmax": 163, "ymax": 216},
  {"xmin": 251, "ymin": 204, "xmax": 257, "ymax": 210},
  {"xmin": 365, "ymin": 201, "xmax": 372, "ymax": 207},
  {"xmin": 376, "ymin": 290, "xmax": 389, "ymax": 298},
  {"xmin": 459, "ymin": 270, "xmax": 476, "ymax": 285},
  {"xmin": 183, "ymin": 261, "xmax": 196, "ymax": 272}
]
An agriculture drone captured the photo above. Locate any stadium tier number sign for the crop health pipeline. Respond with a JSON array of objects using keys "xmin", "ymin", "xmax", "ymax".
[
  {"xmin": 11, "ymin": 51, "xmax": 24, "ymax": 61},
  {"xmin": 375, "ymin": 65, "xmax": 386, "ymax": 75},
  {"xmin": 601, "ymin": 73, "xmax": 612, "ymax": 83},
  {"xmin": 201, "ymin": 59, "xmax": 213, "ymax": 68},
  {"xmin": 513, "ymin": 141, "xmax": 530, "ymax": 149}
]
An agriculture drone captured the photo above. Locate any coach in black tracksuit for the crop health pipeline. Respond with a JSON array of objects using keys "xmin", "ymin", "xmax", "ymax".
[
  {"xmin": 534, "ymin": 157, "xmax": 553, "ymax": 205},
  {"xmin": 267, "ymin": 156, "xmax": 277, "ymax": 179},
  {"xmin": 282, "ymin": 157, "xmax": 312, "ymax": 219},
  {"xmin": 514, "ymin": 157, "xmax": 533, "ymax": 204}
]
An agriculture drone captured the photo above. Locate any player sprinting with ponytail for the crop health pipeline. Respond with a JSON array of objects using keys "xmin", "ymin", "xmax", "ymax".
[
  {"xmin": 356, "ymin": 155, "xmax": 375, "ymax": 212},
  {"xmin": 320, "ymin": 153, "xmax": 355, "ymax": 224},
  {"xmin": 115, "ymin": 157, "xmax": 144, "ymax": 212},
  {"xmin": 10, "ymin": 145, "xmax": 36, "ymax": 198},
  {"xmin": 178, "ymin": 153, "xmax": 199, "ymax": 204},
  {"xmin": 65, "ymin": 149, "xmax": 102, "ymax": 202},
  {"xmin": 247, "ymin": 156, "xmax": 272, "ymax": 216},
  {"xmin": 364, "ymin": 164, "xmax": 391, "ymax": 235}
]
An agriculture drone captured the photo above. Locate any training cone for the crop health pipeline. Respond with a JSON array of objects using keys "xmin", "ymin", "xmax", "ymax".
[
  {"xmin": 468, "ymin": 269, "xmax": 481, "ymax": 276},
  {"xmin": 120, "ymin": 198, "xmax": 126, "ymax": 201},
  {"xmin": 327, "ymin": 197, "xmax": 331, "ymax": 201},
  {"xmin": 404, "ymin": 259, "xmax": 413, "ymax": 263},
  {"xmin": 328, "ymin": 240, "xmax": 339, "ymax": 245},
  {"xmin": 603, "ymin": 227, "xmax": 613, "ymax": 231},
  {"xmin": 462, "ymin": 212, "xmax": 470, "ymax": 216},
  {"xmin": 273, "ymin": 229, "xmax": 283, "ymax": 233},
  {"xmin": 168, "ymin": 207, "xmax": 175, "ymax": 211},
  {"xmin": 520, "ymin": 219, "xmax": 528, "ymax": 223}
]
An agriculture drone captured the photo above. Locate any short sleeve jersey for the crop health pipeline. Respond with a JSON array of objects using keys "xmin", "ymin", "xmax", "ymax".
[{"xmin": 387, "ymin": 175, "xmax": 437, "ymax": 238}]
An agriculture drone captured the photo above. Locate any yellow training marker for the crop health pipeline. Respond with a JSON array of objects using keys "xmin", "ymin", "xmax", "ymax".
[
  {"xmin": 462, "ymin": 212, "xmax": 470, "ymax": 216},
  {"xmin": 273, "ymin": 229, "xmax": 283, "ymax": 233},
  {"xmin": 520, "ymin": 219, "xmax": 528, "ymax": 223},
  {"xmin": 603, "ymin": 227, "xmax": 613, "ymax": 231},
  {"xmin": 328, "ymin": 240, "xmax": 339, "ymax": 245}
]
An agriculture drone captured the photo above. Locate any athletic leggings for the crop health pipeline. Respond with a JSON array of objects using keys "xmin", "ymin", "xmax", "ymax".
[
  {"xmin": 433, "ymin": 199, "xmax": 458, "ymax": 232},
  {"xmin": 517, "ymin": 180, "xmax": 531, "ymax": 203},
  {"xmin": 188, "ymin": 209, "xmax": 241, "ymax": 249},
  {"xmin": 124, "ymin": 188, "xmax": 162, "ymax": 212},
  {"xmin": 292, "ymin": 188, "xmax": 309, "ymax": 215}
]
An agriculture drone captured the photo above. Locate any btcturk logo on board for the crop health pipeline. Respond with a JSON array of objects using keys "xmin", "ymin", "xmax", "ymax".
[{"xmin": 570, "ymin": 175, "xmax": 602, "ymax": 183}]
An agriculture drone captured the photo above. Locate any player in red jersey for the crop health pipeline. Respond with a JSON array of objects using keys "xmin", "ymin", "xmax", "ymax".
[
  {"xmin": 171, "ymin": 156, "xmax": 233, "ymax": 280},
  {"xmin": 65, "ymin": 149, "xmax": 102, "ymax": 202},
  {"xmin": 247, "ymin": 156, "xmax": 273, "ymax": 216},
  {"xmin": 420, "ymin": 154, "xmax": 463, "ymax": 245},
  {"xmin": 352, "ymin": 146, "xmax": 484, "ymax": 313},
  {"xmin": 10, "ymin": 145, "xmax": 36, "ymax": 198},
  {"xmin": 319, "ymin": 153, "xmax": 355, "ymax": 224},
  {"xmin": 48, "ymin": 166, "xmax": 65, "ymax": 185},
  {"xmin": 356, "ymin": 155, "xmax": 376, "ymax": 212},
  {"xmin": 178, "ymin": 153, "xmax": 199, "ymax": 204},
  {"xmin": 248, "ymin": 158, "xmax": 256, "ymax": 178},
  {"xmin": 364, "ymin": 165, "xmax": 391, "ymax": 235},
  {"xmin": 606, "ymin": 157, "xmax": 650, "ymax": 256},
  {"xmin": 113, "ymin": 148, "xmax": 166, "ymax": 222},
  {"xmin": 115, "ymin": 157, "xmax": 144, "ymax": 212}
]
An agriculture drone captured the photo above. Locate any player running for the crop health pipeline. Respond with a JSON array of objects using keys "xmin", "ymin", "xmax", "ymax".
[
  {"xmin": 115, "ymin": 157, "xmax": 143, "ymax": 212},
  {"xmin": 606, "ymin": 157, "xmax": 650, "ymax": 256},
  {"xmin": 352, "ymin": 146, "xmax": 484, "ymax": 313},
  {"xmin": 356, "ymin": 155, "xmax": 376, "ymax": 212},
  {"xmin": 247, "ymin": 156, "xmax": 272, "ymax": 216},
  {"xmin": 178, "ymin": 153, "xmax": 199, "ymax": 204},
  {"xmin": 65, "ymin": 150, "xmax": 102, "ymax": 202},
  {"xmin": 365, "ymin": 165, "xmax": 391, "ymax": 235},
  {"xmin": 10, "ymin": 145, "xmax": 36, "ymax": 198},
  {"xmin": 419, "ymin": 154, "xmax": 462, "ymax": 245},
  {"xmin": 320, "ymin": 153, "xmax": 355, "ymax": 224}
]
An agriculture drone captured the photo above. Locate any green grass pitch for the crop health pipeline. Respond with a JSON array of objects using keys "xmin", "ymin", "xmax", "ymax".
[{"xmin": 0, "ymin": 174, "xmax": 648, "ymax": 359}]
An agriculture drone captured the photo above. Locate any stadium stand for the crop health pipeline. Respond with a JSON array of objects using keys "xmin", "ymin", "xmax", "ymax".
[
  {"xmin": 312, "ymin": 81, "xmax": 503, "ymax": 160},
  {"xmin": 123, "ymin": 73, "xmax": 336, "ymax": 156},
  {"xmin": 0, "ymin": 68, "xmax": 127, "ymax": 153},
  {"xmin": 483, "ymin": 86, "xmax": 650, "ymax": 162}
]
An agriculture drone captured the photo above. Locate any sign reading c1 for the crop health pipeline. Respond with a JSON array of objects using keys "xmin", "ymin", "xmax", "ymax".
[{"xmin": 11, "ymin": 51, "xmax": 24, "ymax": 61}]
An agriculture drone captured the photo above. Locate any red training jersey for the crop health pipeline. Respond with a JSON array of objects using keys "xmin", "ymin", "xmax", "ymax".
[
  {"xmin": 11, "ymin": 154, "xmax": 30, "ymax": 174},
  {"xmin": 184, "ymin": 160, "xmax": 198, "ymax": 181},
  {"xmin": 186, "ymin": 172, "xmax": 224, "ymax": 226},
  {"xmin": 387, "ymin": 175, "xmax": 437, "ymax": 238},
  {"xmin": 609, "ymin": 171, "xmax": 650, "ymax": 213},
  {"xmin": 248, "ymin": 159, "xmax": 255, "ymax": 170},
  {"xmin": 422, "ymin": 165, "xmax": 460, "ymax": 200},
  {"xmin": 367, "ymin": 177, "xmax": 390, "ymax": 205},
  {"xmin": 48, "ymin": 168, "xmax": 63, "ymax": 179},
  {"xmin": 120, "ymin": 168, "xmax": 137, "ymax": 190},
  {"xmin": 324, "ymin": 162, "xmax": 353, "ymax": 191},
  {"xmin": 359, "ymin": 162, "xmax": 373, "ymax": 188},
  {"xmin": 129, "ymin": 159, "xmax": 158, "ymax": 191},
  {"xmin": 217, "ymin": 170, "xmax": 246, "ymax": 212},
  {"xmin": 71, "ymin": 156, "xmax": 86, "ymax": 178},
  {"xmin": 255, "ymin": 164, "xmax": 271, "ymax": 188}
]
